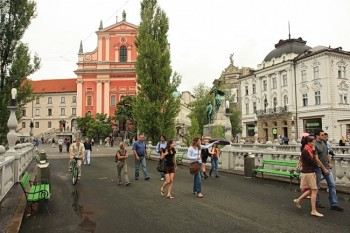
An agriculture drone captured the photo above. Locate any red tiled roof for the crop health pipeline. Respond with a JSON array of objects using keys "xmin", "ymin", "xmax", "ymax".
[{"xmin": 30, "ymin": 79, "xmax": 77, "ymax": 93}]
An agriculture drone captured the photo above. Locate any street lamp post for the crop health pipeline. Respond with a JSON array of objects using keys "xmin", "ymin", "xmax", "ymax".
[{"xmin": 290, "ymin": 116, "xmax": 296, "ymax": 144}]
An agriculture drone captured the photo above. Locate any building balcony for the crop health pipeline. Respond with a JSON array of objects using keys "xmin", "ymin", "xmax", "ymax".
[{"xmin": 256, "ymin": 106, "xmax": 289, "ymax": 116}]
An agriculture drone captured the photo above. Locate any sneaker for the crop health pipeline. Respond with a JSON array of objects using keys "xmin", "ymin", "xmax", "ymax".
[
  {"xmin": 197, "ymin": 193, "xmax": 204, "ymax": 198},
  {"xmin": 209, "ymin": 170, "xmax": 212, "ymax": 176},
  {"xmin": 331, "ymin": 206, "xmax": 344, "ymax": 211},
  {"xmin": 316, "ymin": 204, "xmax": 325, "ymax": 208},
  {"xmin": 160, "ymin": 177, "xmax": 165, "ymax": 181},
  {"xmin": 293, "ymin": 199, "xmax": 301, "ymax": 209},
  {"xmin": 125, "ymin": 182, "xmax": 131, "ymax": 186},
  {"xmin": 311, "ymin": 211, "xmax": 324, "ymax": 217},
  {"xmin": 193, "ymin": 191, "xmax": 198, "ymax": 195},
  {"xmin": 204, "ymin": 175, "xmax": 208, "ymax": 179},
  {"xmin": 77, "ymin": 177, "xmax": 80, "ymax": 180},
  {"xmin": 145, "ymin": 177, "xmax": 150, "ymax": 180},
  {"xmin": 215, "ymin": 175, "xmax": 220, "ymax": 178}
]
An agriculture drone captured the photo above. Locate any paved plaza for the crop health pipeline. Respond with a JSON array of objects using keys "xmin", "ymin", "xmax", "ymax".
[{"xmin": 3, "ymin": 144, "xmax": 350, "ymax": 233}]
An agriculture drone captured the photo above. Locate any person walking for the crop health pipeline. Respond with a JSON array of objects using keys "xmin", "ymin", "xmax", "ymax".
[
  {"xmin": 209, "ymin": 143, "xmax": 220, "ymax": 178},
  {"xmin": 160, "ymin": 140, "xmax": 177, "ymax": 199},
  {"xmin": 314, "ymin": 129, "xmax": 344, "ymax": 211},
  {"xmin": 69, "ymin": 138, "xmax": 85, "ymax": 179},
  {"xmin": 156, "ymin": 135, "xmax": 167, "ymax": 181},
  {"xmin": 132, "ymin": 134, "xmax": 150, "ymax": 180},
  {"xmin": 58, "ymin": 137, "xmax": 64, "ymax": 153},
  {"xmin": 201, "ymin": 138, "xmax": 211, "ymax": 179},
  {"xmin": 84, "ymin": 138, "xmax": 92, "ymax": 165},
  {"xmin": 116, "ymin": 142, "xmax": 130, "ymax": 186},
  {"xmin": 293, "ymin": 136, "xmax": 324, "ymax": 217},
  {"xmin": 66, "ymin": 138, "xmax": 71, "ymax": 153},
  {"xmin": 187, "ymin": 137, "xmax": 218, "ymax": 198},
  {"xmin": 51, "ymin": 138, "xmax": 56, "ymax": 148},
  {"xmin": 339, "ymin": 135, "xmax": 346, "ymax": 154}
]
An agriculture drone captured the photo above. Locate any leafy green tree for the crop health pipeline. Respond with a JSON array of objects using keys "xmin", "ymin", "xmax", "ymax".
[
  {"xmin": 133, "ymin": 0, "xmax": 181, "ymax": 144},
  {"xmin": 230, "ymin": 108, "xmax": 242, "ymax": 137},
  {"xmin": 77, "ymin": 113, "xmax": 111, "ymax": 144},
  {"xmin": 76, "ymin": 113, "xmax": 93, "ymax": 137},
  {"xmin": 0, "ymin": 0, "xmax": 40, "ymax": 143},
  {"xmin": 188, "ymin": 83, "xmax": 211, "ymax": 136},
  {"xmin": 114, "ymin": 95, "xmax": 135, "ymax": 129},
  {"xmin": 183, "ymin": 116, "xmax": 200, "ymax": 147},
  {"xmin": 212, "ymin": 125, "xmax": 225, "ymax": 138}
]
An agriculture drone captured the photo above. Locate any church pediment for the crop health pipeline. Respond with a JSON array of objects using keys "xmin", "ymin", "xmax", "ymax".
[{"xmin": 99, "ymin": 21, "xmax": 138, "ymax": 33}]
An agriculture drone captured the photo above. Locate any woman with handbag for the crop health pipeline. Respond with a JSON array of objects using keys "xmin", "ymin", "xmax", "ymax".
[
  {"xmin": 293, "ymin": 136, "xmax": 323, "ymax": 217},
  {"xmin": 160, "ymin": 140, "xmax": 177, "ymax": 199},
  {"xmin": 187, "ymin": 137, "xmax": 218, "ymax": 198}
]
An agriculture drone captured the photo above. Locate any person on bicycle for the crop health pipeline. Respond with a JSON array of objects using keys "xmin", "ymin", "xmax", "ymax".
[{"xmin": 69, "ymin": 138, "xmax": 85, "ymax": 179}]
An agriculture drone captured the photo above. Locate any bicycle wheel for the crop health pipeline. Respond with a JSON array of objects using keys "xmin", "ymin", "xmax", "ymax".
[{"xmin": 72, "ymin": 165, "xmax": 78, "ymax": 185}]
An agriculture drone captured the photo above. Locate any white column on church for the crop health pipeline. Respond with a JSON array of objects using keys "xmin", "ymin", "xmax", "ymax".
[
  {"xmin": 104, "ymin": 80, "xmax": 110, "ymax": 115},
  {"xmin": 96, "ymin": 80, "xmax": 102, "ymax": 113},
  {"xmin": 77, "ymin": 79, "xmax": 83, "ymax": 116},
  {"xmin": 98, "ymin": 36, "xmax": 102, "ymax": 61}
]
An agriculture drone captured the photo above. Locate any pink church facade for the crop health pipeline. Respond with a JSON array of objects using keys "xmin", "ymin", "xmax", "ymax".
[{"xmin": 74, "ymin": 19, "xmax": 138, "ymax": 117}]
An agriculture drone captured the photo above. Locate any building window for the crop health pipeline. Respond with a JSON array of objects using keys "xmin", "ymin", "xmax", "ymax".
[
  {"xmin": 22, "ymin": 109, "xmax": 26, "ymax": 117},
  {"xmin": 272, "ymin": 77, "xmax": 277, "ymax": 89},
  {"xmin": 87, "ymin": 96, "xmax": 92, "ymax": 106},
  {"xmin": 253, "ymin": 102, "xmax": 257, "ymax": 113},
  {"xmin": 48, "ymin": 108, "xmax": 52, "ymax": 116},
  {"xmin": 340, "ymin": 94, "xmax": 348, "ymax": 104},
  {"xmin": 35, "ymin": 122, "xmax": 39, "ymax": 128},
  {"xmin": 72, "ymin": 108, "xmax": 76, "ymax": 115},
  {"xmin": 245, "ymin": 103, "xmax": 249, "ymax": 114},
  {"xmin": 48, "ymin": 121, "xmax": 52, "ymax": 128},
  {"xmin": 252, "ymin": 84, "xmax": 256, "ymax": 94},
  {"xmin": 263, "ymin": 80, "xmax": 267, "ymax": 91},
  {"xmin": 111, "ymin": 95, "xmax": 116, "ymax": 106},
  {"xmin": 302, "ymin": 94, "xmax": 308, "ymax": 106},
  {"xmin": 282, "ymin": 74, "xmax": 287, "ymax": 86},
  {"xmin": 245, "ymin": 86, "xmax": 249, "ymax": 96},
  {"xmin": 48, "ymin": 97, "xmax": 52, "ymax": 104},
  {"xmin": 35, "ymin": 97, "xmax": 40, "ymax": 104},
  {"xmin": 283, "ymin": 95, "xmax": 288, "ymax": 109},
  {"xmin": 313, "ymin": 67, "xmax": 319, "ymax": 79},
  {"xmin": 338, "ymin": 66, "xmax": 346, "ymax": 79},
  {"xmin": 120, "ymin": 46, "xmax": 127, "ymax": 62},
  {"xmin": 61, "ymin": 97, "xmax": 65, "ymax": 103},
  {"xmin": 61, "ymin": 108, "xmax": 65, "ymax": 115},
  {"xmin": 264, "ymin": 97, "xmax": 268, "ymax": 112},
  {"xmin": 301, "ymin": 70, "xmax": 307, "ymax": 82},
  {"xmin": 35, "ymin": 109, "xmax": 40, "ymax": 116},
  {"xmin": 22, "ymin": 122, "xmax": 26, "ymax": 128},
  {"xmin": 246, "ymin": 124, "xmax": 255, "ymax": 137},
  {"xmin": 72, "ymin": 96, "xmax": 76, "ymax": 103},
  {"xmin": 273, "ymin": 97, "xmax": 277, "ymax": 112},
  {"xmin": 315, "ymin": 91, "xmax": 321, "ymax": 105}
]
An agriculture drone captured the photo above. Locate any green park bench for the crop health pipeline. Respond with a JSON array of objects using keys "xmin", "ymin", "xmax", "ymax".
[
  {"xmin": 18, "ymin": 171, "xmax": 51, "ymax": 216},
  {"xmin": 176, "ymin": 151, "xmax": 186, "ymax": 165},
  {"xmin": 253, "ymin": 159, "xmax": 300, "ymax": 187}
]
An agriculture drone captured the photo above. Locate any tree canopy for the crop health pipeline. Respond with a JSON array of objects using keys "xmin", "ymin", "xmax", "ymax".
[
  {"xmin": 133, "ymin": 0, "xmax": 181, "ymax": 144},
  {"xmin": 0, "ymin": 0, "xmax": 40, "ymax": 144}
]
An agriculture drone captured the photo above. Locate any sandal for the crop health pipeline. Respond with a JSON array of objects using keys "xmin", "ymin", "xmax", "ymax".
[
  {"xmin": 160, "ymin": 187, "xmax": 165, "ymax": 196},
  {"xmin": 167, "ymin": 195, "xmax": 174, "ymax": 199}
]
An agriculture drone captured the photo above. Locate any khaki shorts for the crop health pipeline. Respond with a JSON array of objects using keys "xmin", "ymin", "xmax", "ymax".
[{"xmin": 300, "ymin": 172, "xmax": 317, "ymax": 190}]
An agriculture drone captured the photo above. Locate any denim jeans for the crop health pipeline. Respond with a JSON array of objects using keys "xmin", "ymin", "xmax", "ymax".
[
  {"xmin": 84, "ymin": 150, "xmax": 91, "ymax": 164},
  {"xmin": 210, "ymin": 157, "xmax": 219, "ymax": 176},
  {"xmin": 134, "ymin": 156, "xmax": 149, "ymax": 179},
  {"xmin": 316, "ymin": 166, "xmax": 338, "ymax": 206},
  {"xmin": 193, "ymin": 169, "xmax": 202, "ymax": 193},
  {"xmin": 159, "ymin": 159, "xmax": 165, "ymax": 178}
]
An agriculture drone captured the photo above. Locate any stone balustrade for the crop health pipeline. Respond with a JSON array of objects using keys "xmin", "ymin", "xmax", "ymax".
[{"xmin": 147, "ymin": 142, "xmax": 350, "ymax": 187}]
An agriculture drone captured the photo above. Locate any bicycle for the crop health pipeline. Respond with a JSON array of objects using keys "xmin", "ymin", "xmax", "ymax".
[{"xmin": 71, "ymin": 157, "xmax": 81, "ymax": 185}]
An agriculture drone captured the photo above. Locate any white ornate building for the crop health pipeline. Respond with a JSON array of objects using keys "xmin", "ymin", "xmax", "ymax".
[{"xmin": 239, "ymin": 37, "xmax": 350, "ymax": 142}]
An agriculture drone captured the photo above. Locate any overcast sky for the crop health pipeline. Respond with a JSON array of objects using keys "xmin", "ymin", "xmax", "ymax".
[{"xmin": 22, "ymin": 0, "xmax": 350, "ymax": 92}]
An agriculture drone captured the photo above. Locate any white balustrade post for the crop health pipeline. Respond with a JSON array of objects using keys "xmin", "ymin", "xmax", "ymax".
[
  {"xmin": 6, "ymin": 88, "xmax": 18, "ymax": 155},
  {"xmin": 0, "ymin": 145, "xmax": 5, "ymax": 162}
]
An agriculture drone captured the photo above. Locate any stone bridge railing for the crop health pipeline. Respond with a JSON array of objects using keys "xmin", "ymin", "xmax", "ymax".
[
  {"xmin": 147, "ymin": 142, "xmax": 350, "ymax": 187},
  {"xmin": 0, "ymin": 143, "xmax": 35, "ymax": 202},
  {"xmin": 0, "ymin": 88, "xmax": 35, "ymax": 202}
]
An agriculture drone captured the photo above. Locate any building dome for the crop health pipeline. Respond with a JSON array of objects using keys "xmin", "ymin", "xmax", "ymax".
[
  {"xmin": 263, "ymin": 37, "xmax": 311, "ymax": 62},
  {"xmin": 172, "ymin": 91, "xmax": 181, "ymax": 98}
]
